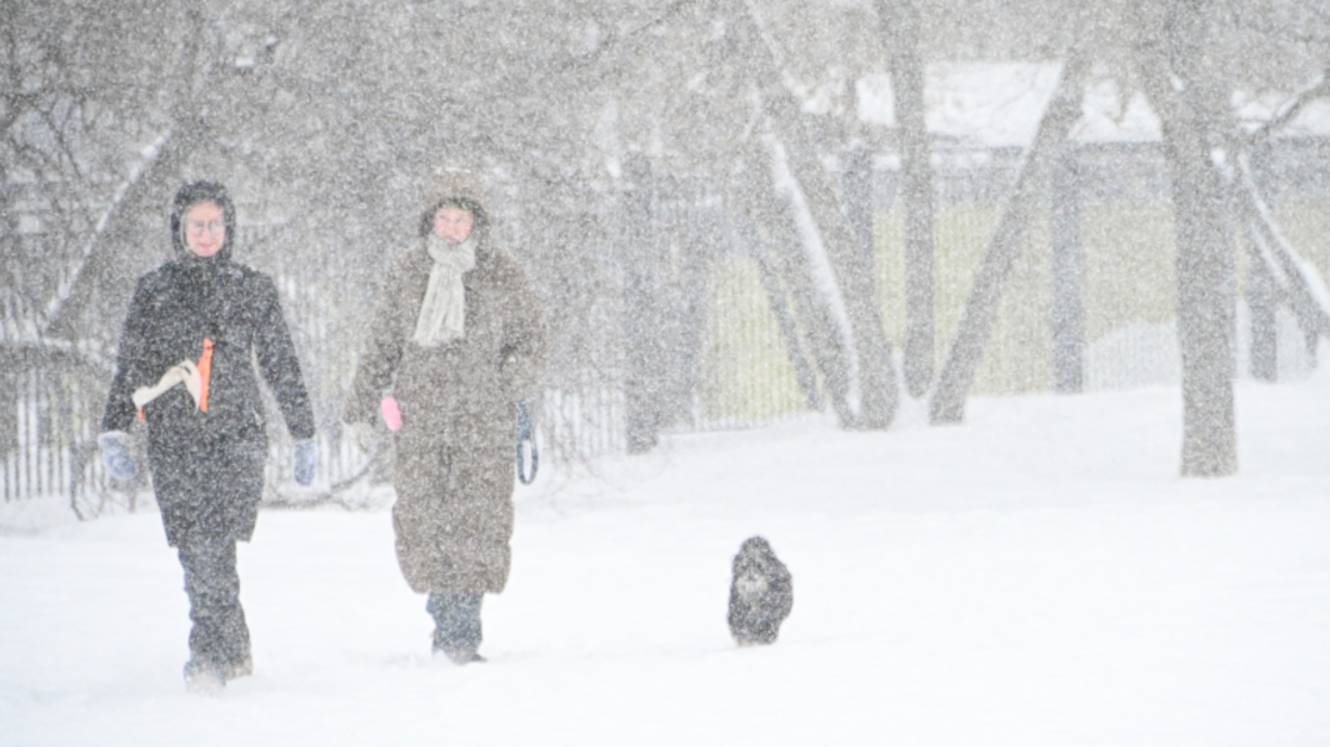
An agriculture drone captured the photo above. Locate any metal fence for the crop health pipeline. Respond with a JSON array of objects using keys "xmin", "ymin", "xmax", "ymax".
[{"xmin": 4, "ymin": 137, "xmax": 1329, "ymax": 511}]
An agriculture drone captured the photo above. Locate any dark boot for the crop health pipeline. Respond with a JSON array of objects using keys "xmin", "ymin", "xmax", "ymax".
[
  {"xmin": 179, "ymin": 536, "xmax": 251, "ymax": 684},
  {"xmin": 426, "ymin": 591, "xmax": 484, "ymax": 664}
]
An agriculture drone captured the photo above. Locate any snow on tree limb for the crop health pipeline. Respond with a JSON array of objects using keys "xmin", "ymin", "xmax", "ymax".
[
  {"xmin": 1245, "ymin": 69, "xmax": 1330, "ymax": 146},
  {"xmin": 1235, "ymin": 152, "xmax": 1330, "ymax": 338},
  {"xmin": 930, "ymin": 48, "xmax": 1091, "ymax": 425},
  {"xmin": 763, "ymin": 130, "xmax": 859, "ymax": 397},
  {"xmin": 40, "ymin": 130, "xmax": 172, "ymax": 335}
]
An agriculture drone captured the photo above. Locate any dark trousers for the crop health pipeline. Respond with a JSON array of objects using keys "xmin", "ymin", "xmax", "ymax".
[
  {"xmin": 177, "ymin": 536, "xmax": 250, "ymax": 672},
  {"xmin": 426, "ymin": 592, "xmax": 483, "ymax": 653}
]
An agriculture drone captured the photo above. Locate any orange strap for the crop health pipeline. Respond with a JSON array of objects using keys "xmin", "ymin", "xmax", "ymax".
[
  {"xmin": 197, "ymin": 337, "xmax": 213, "ymax": 413},
  {"xmin": 133, "ymin": 337, "xmax": 213, "ymax": 420}
]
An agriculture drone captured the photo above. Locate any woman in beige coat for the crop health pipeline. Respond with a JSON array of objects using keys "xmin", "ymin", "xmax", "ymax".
[{"xmin": 344, "ymin": 172, "xmax": 545, "ymax": 663}]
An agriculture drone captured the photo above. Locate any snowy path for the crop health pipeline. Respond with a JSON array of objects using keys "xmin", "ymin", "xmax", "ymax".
[{"xmin": 3, "ymin": 377, "xmax": 1329, "ymax": 746}]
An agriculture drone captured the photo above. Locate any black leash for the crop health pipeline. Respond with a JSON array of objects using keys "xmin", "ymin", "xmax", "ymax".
[{"xmin": 516, "ymin": 401, "xmax": 539, "ymax": 485}]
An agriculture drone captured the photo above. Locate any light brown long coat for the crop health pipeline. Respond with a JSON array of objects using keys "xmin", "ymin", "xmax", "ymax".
[{"xmin": 346, "ymin": 196, "xmax": 544, "ymax": 594}]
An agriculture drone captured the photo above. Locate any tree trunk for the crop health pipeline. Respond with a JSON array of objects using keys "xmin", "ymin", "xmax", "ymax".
[
  {"xmin": 736, "ymin": 0, "xmax": 897, "ymax": 429},
  {"xmin": 1168, "ymin": 136, "xmax": 1238, "ymax": 477},
  {"xmin": 749, "ymin": 225, "xmax": 825, "ymax": 413},
  {"xmin": 621, "ymin": 155, "xmax": 665, "ymax": 454},
  {"xmin": 1136, "ymin": 4, "xmax": 1238, "ymax": 477},
  {"xmin": 930, "ymin": 49, "xmax": 1090, "ymax": 424},
  {"xmin": 732, "ymin": 148, "xmax": 855, "ymax": 425},
  {"xmin": 1235, "ymin": 153, "xmax": 1330, "ymax": 340},
  {"xmin": 1247, "ymin": 235, "xmax": 1279, "ymax": 382},
  {"xmin": 876, "ymin": 0, "xmax": 936, "ymax": 399},
  {"xmin": 665, "ymin": 193, "xmax": 715, "ymax": 428},
  {"xmin": 1051, "ymin": 149, "xmax": 1085, "ymax": 393}
]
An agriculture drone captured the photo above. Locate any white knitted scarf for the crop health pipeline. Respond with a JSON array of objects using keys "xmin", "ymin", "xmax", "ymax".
[{"xmin": 412, "ymin": 234, "xmax": 477, "ymax": 347}]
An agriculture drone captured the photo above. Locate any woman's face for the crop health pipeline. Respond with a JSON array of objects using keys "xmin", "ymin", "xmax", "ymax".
[
  {"xmin": 183, "ymin": 201, "xmax": 226, "ymax": 258},
  {"xmin": 432, "ymin": 206, "xmax": 475, "ymax": 245}
]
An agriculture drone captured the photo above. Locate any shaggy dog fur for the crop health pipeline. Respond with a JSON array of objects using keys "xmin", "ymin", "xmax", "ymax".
[{"xmin": 727, "ymin": 536, "xmax": 793, "ymax": 645}]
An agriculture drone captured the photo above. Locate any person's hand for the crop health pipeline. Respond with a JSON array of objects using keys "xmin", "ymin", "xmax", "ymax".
[
  {"xmin": 97, "ymin": 431, "xmax": 138, "ymax": 482},
  {"xmin": 346, "ymin": 421, "xmax": 377, "ymax": 454},
  {"xmin": 293, "ymin": 438, "xmax": 317, "ymax": 486},
  {"xmin": 379, "ymin": 396, "xmax": 402, "ymax": 432}
]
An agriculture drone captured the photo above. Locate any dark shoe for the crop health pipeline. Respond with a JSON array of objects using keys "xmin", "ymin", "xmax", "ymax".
[
  {"xmin": 183, "ymin": 658, "xmax": 225, "ymax": 693},
  {"xmin": 434, "ymin": 645, "xmax": 485, "ymax": 665}
]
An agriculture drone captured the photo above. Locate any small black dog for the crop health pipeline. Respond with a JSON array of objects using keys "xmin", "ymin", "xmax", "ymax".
[{"xmin": 727, "ymin": 536, "xmax": 793, "ymax": 645}]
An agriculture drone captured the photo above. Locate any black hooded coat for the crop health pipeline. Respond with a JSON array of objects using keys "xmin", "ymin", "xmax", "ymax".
[{"xmin": 102, "ymin": 182, "xmax": 314, "ymax": 546}]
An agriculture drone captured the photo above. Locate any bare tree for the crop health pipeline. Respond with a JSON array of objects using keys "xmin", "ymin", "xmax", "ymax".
[
  {"xmin": 1127, "ymin": 0, "xmax": 1327, "ymax": 476},
  {"xmin": 875, "ymin": 0, "xmax": 937, "ymax": 400},
  {"xmin": 930, "ymin": 47, "xmax": 1092, "ymax": 424},
  {"xmin": 735, "ymin": 0, "xmax": 899, "ymax": 429}
]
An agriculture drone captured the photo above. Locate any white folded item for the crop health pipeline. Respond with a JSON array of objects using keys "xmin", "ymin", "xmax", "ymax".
[{"xmin": 132, "ymin": 360, "xmax": 203, "ymax": 411}]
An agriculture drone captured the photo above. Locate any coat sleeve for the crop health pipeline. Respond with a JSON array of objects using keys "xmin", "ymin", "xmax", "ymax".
[
  {"xmin": 498, "ymin": 256, "xmax": 546, "ymax": 403},
  {"xmin": 101, "ymin": 276, "xmax": 155, "ymax": 433},
  {"xmin": 253, "ymin": 274, "xmax": 316, "ymax": 440},
  {"xmin": 344, "ymin": 257, "xmax": 408, "ymax": 424}
]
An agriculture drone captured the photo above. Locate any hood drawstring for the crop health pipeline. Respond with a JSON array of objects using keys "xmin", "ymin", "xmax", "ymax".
[{"xmin": 516, "ymin": 401, "xmax": 538, "ymax": 485}]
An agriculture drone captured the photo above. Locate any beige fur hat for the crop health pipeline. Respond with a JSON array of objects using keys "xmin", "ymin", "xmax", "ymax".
[{"xmin": 419, "ymin": 168, "xmax": 493, "ymax": 235}]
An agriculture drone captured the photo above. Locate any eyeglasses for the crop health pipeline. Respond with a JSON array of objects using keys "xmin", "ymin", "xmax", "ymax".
[{"xmin": 187, "ymin": 220, "xmax": 225, "ymax": 234}]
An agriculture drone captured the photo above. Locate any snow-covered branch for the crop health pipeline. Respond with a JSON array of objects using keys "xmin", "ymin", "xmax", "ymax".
[
  {"xmin": 40, "ymin": 130, "xmax": 172, "ymax": 335},
  {"xmin": 1235, "ymin": 152, "xmax": 1330, "ymax": 339},
  {"xmin": 1245, "ymin": 70, "xmax": 1330, "ymax": 146},
  {"xmin": 762, "ymin": 127, "xmax": 858, "ymax": 400}
]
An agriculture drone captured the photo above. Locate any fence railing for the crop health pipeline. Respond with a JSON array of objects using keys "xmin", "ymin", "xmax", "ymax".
[{"xmin": 5, "ymin": 139, "xmax": 1328, "ymax": 510}]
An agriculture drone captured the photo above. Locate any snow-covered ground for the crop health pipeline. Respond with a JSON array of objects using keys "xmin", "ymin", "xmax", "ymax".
[{"xmin": 3, "ymin": 373, "xmax": 1329, "ymax": 747}]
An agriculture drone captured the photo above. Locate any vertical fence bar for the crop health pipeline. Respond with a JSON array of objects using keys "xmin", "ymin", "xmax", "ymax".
[{"xmin": 23, "ymin": 367, "xmax": 34, "ymax": 500}]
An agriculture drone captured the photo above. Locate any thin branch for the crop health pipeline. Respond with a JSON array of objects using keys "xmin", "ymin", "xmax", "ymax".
[
  {"xmin": 1230, "ymin": 12, "xmax": 1330, "ymax": 45},
  {"xmin": 549, "ymin": 0, "xmax": 700, "ymax": 78},
  {"xmin": 33, "ymin": 101, "xmax": 85, "ymax": 178},
  {"xmin": 931, "ymin": 46, "xmax": 1093, "ymax": 424},
  {"xmin": 1234, "ymin": 152, "xmax": 1330, "ymax": 339},
  {"xmin": 1246, "ymin": 68, "xmax": 1330, "ymax": 146}
]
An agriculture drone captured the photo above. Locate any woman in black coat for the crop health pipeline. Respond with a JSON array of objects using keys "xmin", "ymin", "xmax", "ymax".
[{"xmin": 98, "ymin": 181, "xmax": 317, "ymax": 691}]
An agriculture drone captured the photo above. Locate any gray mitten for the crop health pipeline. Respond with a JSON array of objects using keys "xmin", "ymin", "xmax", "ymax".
[
  {"xmin": 97, "ymin": 431, "xmax": 138, "ymax": 482},
  {"xmin": 293, "ymin": 439, "xmax": 317, "ymax": 486}
]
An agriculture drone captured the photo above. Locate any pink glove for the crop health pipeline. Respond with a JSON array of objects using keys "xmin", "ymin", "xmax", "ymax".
[{"xmin": 379, "ymin": 396, "xmax": 402, "ymax": 432}]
